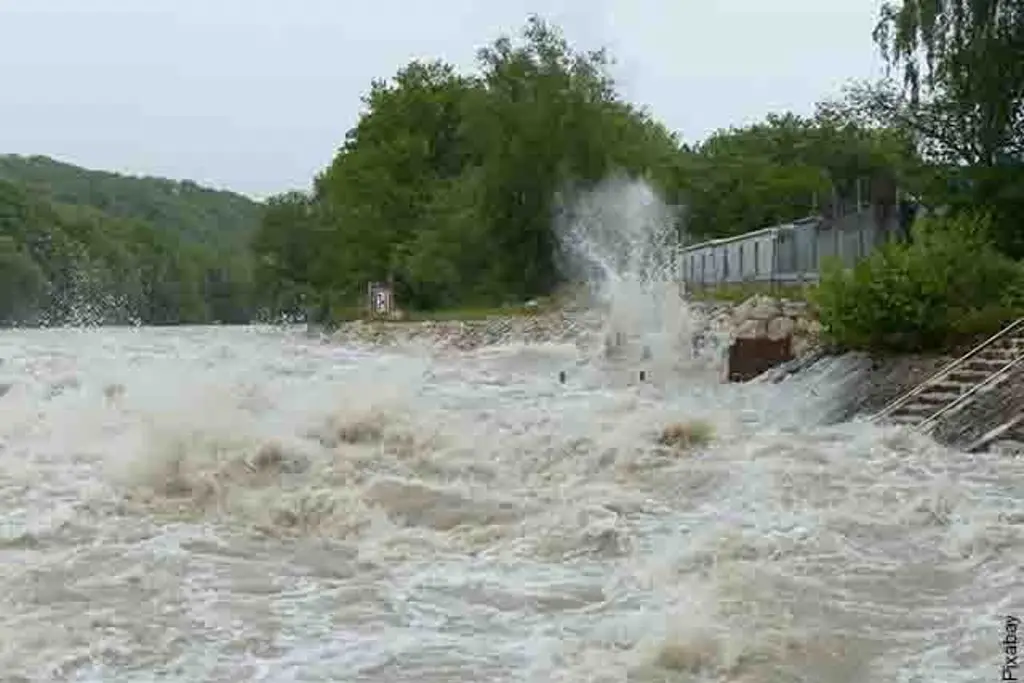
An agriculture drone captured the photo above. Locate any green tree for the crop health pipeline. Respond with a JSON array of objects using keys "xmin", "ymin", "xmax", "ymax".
[
  {"xmin": 814, "ymin": 212, "xmax": 1024, "ymax": 351},
  {"xmin": 260, "ymin": 16, "xmax": 684, "ymax": 316},
  {"xmin": 872, "ymin": 0, "xmax": 1024, "ymax": 255},
  {"xmin": 679, "ymin": 112, "xmax": 915, "ymax": 239},
  {"xmin": 0, "ymin": 176, "xmax": 255, "ymax": 327},
  {"xmin": 251, "ymin": 191, "xmax": 324, "ymax": 317},
  {"xmin": 0, "ymin": 154, "xmax": 261, "ymax": 248},
  {"xmin": 0, "ymin": 236, "xmax": 46, "ymax": 324}
]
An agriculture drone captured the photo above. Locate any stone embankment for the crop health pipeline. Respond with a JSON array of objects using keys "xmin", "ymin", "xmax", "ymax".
[
  {"xmin": 328, "ymin": 294, "xmax": 824, "ymax": 355},
  {"xmin": 694, "ymin": 295, "xmax": 822, "ymax": 358},
  {"xmin": 329, "ymin": 296, "xmax": 1023, "ymax": 450},
  {"xmin": 329, "ymin": 312, "xmax": 604, "ymax": 351}
]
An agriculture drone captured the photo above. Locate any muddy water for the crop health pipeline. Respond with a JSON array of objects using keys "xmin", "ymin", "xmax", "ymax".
[{"xmin": 0, "ymin": 325, "xmax": 1020, "ymax": 682}]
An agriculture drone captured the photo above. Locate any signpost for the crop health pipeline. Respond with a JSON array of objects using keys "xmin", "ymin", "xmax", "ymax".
[{"xmin": 367, "ymin": 281, "xmax": 394, "ymax": 318}]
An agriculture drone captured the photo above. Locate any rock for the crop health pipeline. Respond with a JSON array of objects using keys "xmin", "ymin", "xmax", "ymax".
[
  {"xmin": 748, "ymin": 297, "xmax": 782, "ymax": 321},
  {"xmin": 781, "ymin": 300, "xmax": 808, "ymax": 318},
  {"xmin": 329, "ymin": 294, "xmax": 823, "ymax": 361},
  {"xmin": 731, "ymin": 299, "xmax": 752, "ymax": 323},
  {"xmin": 766, "ymin": 316, "xmax": 796, "ymax": 341},
  {"xmin": 732, "ymin": 295, "xmax": 781, "ymax": 324},
  {"xmin": 735, "ymin": 319, "xmax": 767, "ymax": 340},
  {"xmin": 792, "ymin": 335, "xmax": 812, "ymax": 358}
]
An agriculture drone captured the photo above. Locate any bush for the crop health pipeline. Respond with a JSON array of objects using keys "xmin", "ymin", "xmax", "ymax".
[{"xmin": 812, "ymin": 212, "xmax": 1024, "ymax": 352}]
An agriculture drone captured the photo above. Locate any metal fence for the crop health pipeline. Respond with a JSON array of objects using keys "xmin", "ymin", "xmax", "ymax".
[{"xmin": 677, "ymin": 207, "xmax": 904, "ymax": 288}]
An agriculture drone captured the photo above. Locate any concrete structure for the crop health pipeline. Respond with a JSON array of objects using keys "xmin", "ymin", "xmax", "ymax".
[
  {"xmin": 873, "ymin": 320, "xmax": 1024, "ymax": 452},
  {"xmin": 727, "ymin": 336, "xmax": 794, "ymax": 382}
]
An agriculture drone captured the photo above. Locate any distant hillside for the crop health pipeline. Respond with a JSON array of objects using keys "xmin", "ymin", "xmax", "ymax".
[
  {"xmin": 0, "ymin": 155, "xmax": 261, "ymax": 247},
  {"xmin": 0, "ymin": 177, "xmax": 256, "ymax": 326}
]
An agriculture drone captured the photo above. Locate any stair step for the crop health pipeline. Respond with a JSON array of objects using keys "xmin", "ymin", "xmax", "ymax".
[
  {"xmin": 915, "ymin": 391, "xmax": 964, "ymax": 404},
  {"xmin": 977, "ymin": 352, "xmax": 1016, "ymax": 362},
  {"xmin": 929, "ymin": 380, "xmax": 973, "ymax": 394},
  {"xmin": 947, "ymin": 369, "xmax": 995, "ymax": 384},
  {"xmin": 891, "ymin": 403, "xmax": 936, "ymax": 417},
  {"xmin": 968, "ymin": 353, "xmax": 1014, "ymax": 364},
  {"xmin": 873, "ymin": 319, "xmax": 1024, "ymax": 428}
]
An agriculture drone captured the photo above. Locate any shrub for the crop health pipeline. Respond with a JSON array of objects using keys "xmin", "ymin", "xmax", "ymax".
[{"xmin": 812, "ymin": 212, "xmax": 1024, "ymax": 352}]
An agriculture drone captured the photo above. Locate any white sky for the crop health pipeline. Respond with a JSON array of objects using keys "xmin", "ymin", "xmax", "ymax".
[{"xmin": 0, "ymin": 0, "xmax": 887, "ymax": 197}]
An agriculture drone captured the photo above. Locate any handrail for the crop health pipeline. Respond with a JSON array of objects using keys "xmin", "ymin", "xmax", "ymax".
[
  {"xmin": 965, "ymin": 412, "xmax": 1024, "ymax": 453},
  {"xmin": 871, "ymin": 317, "xmax": 1024, "ymax": 422},
  {"xmin": 917, "ymin": 352, "xmax": 1024, "ymax": 434}
]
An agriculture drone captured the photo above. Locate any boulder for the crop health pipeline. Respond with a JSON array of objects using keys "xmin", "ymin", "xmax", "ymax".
[
  {"xmin": 792, "ymin": 335, "xmax": 812, "ymax": 358},
  {"xmin": 735, "ymin": 319, "xmax": 768, "ymax": 340},
  {"xmin": 732, "ymin": 295, "xmax": 781, "ymax": 323},
  {"xmin": 766, "ymin": 316, "xmax": 796, "ymax": 341},
  {"xmin": 781, "ymin": 300, "xmax": 808, "ymax": 318}
]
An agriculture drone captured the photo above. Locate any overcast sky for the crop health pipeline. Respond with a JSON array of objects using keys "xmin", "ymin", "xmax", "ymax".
[{"xmin": 0, "ymin": 0, "xmax": 886, "ymax": 198}]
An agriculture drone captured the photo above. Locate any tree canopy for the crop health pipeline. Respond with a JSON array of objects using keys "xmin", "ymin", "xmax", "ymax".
[
  {"xmin": 861, "ymin": 1, "xmax": 1024, "ymax": 254},
  {"xmin": 0, "ymin": 155, "xmax": 260, "ymax": 248},
  {"xmin": 0, "ymin": 161, "xmax": 259, "ymax": 326},
  {"xmin": 4, "ymin": 8, "xmax": 1019, "ymax": 334},
  {"xmin": 252, "ymin": 16, "xmax": 922, "ymax": 320}
]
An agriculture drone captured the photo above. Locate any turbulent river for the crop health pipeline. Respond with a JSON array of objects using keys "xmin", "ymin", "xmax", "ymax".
[{"xmin": 0, "ymin": 323, "xmax": 1021, "ymax": 682}]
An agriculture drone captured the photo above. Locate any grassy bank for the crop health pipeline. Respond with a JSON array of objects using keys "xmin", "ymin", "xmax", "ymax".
[{"xmin": 684, "ymin": 281, "xmax": 817, "ymax": 304}]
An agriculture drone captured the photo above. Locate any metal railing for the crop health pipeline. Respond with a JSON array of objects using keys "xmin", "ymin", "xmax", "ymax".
[
  {"xmin": 870, "ymin": 317, "xmax": 1024, "ymax": 422},
  {"xmin": 677, "ymin": 208, "xmax": 900, "ymax": 288},
  {"xmin": 917, "ymin": 352, "xmax": 1024, "ymax": 434}
]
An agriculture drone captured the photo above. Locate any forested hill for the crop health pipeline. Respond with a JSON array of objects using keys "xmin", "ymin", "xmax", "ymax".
[
  {"xmin": 0, "ymin": 154, "xmax": 260, "ymax": 247},
  {"xmin": 0, "ymin": 171, "xmax": 258, "ymax": 327}
]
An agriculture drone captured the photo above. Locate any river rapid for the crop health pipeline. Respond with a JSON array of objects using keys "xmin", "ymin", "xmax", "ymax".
[{"xmin": 0, "ymin": 323, "xmax": 1021, "ymax": 682}]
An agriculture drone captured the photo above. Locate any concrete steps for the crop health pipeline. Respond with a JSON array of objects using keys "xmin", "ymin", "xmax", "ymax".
[{"xmin": 876, "ymin": 322, "xmax": 1024, "ymax": 430}]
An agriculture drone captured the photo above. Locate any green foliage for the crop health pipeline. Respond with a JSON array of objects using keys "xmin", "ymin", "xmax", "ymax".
[
  {"xmin": 868, "ymin": 1, "xmax": 1024, "ymax": 256},
  {"xmin": 0, "ymin": 178, "xmax": 255, "ymax": 326},
  {"xmin": 0, "ymin": 235, "xmax": 47, "ymax": 323},
  {"xmin": 679, "ymin": 111, "xmax": 917, "ymax": 240},
  {"xmin": 253, "ymin": 17, "xmax": 692, "ymax": 317},
  {"xmin": 6, "ymin": 13, "xmax": 1015, "ymax": 333},
  {"xmin": 252, "ymin": 17, "xmax": 920, "ymax": 321},
  {"xmin": 813, "ymin": 213, "xmax": 1024, "ymax": 351},
  {"xmin": 0, "ymin": 155, "xmax": 260, "ymax": 247},
  {"xmin": 686, "ymin": 281, "xmax": 815, "ymax": 304},
  {"xmin": 874, "ymin": 0, "xmax": 1023, "ymax": 164}
]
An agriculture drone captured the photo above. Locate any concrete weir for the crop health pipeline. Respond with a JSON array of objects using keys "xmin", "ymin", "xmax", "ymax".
[{"xmin": 726, "ymin": 336, "xmax": 795, "ymax": 382}]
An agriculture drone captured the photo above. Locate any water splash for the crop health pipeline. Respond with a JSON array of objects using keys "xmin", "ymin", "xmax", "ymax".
[{"xmin": 555, "ymin": 176, "xmax": 720, "ymax": 377}]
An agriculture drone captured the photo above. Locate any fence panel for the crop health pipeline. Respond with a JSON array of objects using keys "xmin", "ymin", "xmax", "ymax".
[{"xmin": 678, "ymin": 208, "xmax": 900, "ymax": 288}]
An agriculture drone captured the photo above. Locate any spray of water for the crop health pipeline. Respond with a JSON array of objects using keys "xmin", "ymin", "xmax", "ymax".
[{"xmin": 555, "ymin": 176, "xmax": 722, "ymax": 377}]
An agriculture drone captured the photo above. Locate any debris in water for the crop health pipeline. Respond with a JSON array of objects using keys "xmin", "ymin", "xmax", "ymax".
[{"xmin": 657, "ymin": 420, "xmax": 714, "ymax": 449}]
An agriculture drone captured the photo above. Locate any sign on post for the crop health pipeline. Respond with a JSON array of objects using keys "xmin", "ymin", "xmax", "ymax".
[{"xmin": 367, "ymin": 281, "xmax": 394, "ymax": 318}]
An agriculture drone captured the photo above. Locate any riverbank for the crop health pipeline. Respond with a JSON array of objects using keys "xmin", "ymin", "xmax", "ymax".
[
  {"xmin": 326, "ymin": 295, "xmax": 953, "ymax": 425},
  {"xmin": 329, "ymin": 294, "xmax": 822, "ymax": 355}
]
